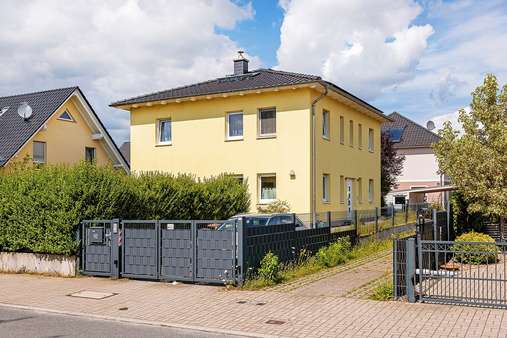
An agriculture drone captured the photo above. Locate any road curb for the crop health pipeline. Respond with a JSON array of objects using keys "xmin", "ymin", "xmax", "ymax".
[{"xmin": 0, "ymin": 302, "xmax": 276, "ymax": 338}]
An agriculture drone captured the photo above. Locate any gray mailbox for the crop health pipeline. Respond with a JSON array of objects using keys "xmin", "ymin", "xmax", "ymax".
[{"xmin": 87, "ymin": 227, "xmax": 104, "ymax": 244}]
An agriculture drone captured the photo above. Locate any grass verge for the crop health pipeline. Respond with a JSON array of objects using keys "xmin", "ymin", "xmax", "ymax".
[{"xmin": 369, "ymin": 278, "xmax": 393, "ymax": 301}]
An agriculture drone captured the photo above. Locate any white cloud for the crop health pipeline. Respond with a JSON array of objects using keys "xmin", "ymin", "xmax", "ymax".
[
  {"xmin": 276, "ymin": 0, "xmax": 433, "ymax": 100},
  {"xmin": 0, "ymin": 0, "xmax": 256, "ymax": 143}
]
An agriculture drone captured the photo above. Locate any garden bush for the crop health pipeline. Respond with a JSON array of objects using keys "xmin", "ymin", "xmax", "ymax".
[
  {"xmin": 257, "ymin": 251, "xmax": 281, "ymax": 285},
  {"xmin": 315, "ymin": 237, "xmax": 352, "ymax": 267},
  {"xmin": 452, "ymin": 232, "xmax": 499, "ymax": 264},
  {"xmin": 0, "ymin": 163, "xmax": 249, "ymax": 255}
]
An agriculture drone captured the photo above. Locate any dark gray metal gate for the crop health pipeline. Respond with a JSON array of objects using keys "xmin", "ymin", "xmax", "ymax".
[
  {"xmin": 81, "ymin": 220, "xmax": 120, "ymax": 277},
  {"xmin": 122, "ymin": 220, "xmax": 158, "ymax": 279},
  {"xmin": 159, "ymin": 220, "xmax": 193, "ymax": 282}
]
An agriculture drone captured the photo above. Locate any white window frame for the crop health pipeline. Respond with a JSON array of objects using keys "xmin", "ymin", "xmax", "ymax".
[
  {"xmin": 33, "ymin": 141, "xmax": 46, "ymax": 164},
  {"xmin": 322, "ymin": 174, "xmax": 330, "ymax": 202},
  {"xmin": 58, "ymin": 109, "xmax": 74, "ymax": 122},
  {"xmin": 226, "ymin": 111, "xmax": 243, "ymax": 141},
  {"xmin": 258, "ymin": 107, "xmax": 276, "ymax": 137},
  {"xmin": 157, "ymin": 119, "xmax": 172, "ymax": 145},
  {"xmin": 322, "ymin": 110, "xmax": 330, "ymax": 140},
  {"xmin": 368, "ymin": 179, "xmax": 374, "ymax": 203},
  {"xmin": 258, "ymin": 174, "xmax": 276, "ymax": 204},
  {"xmin": 368, "ymin": 128, "xmax": 374, "ymax": 152}
]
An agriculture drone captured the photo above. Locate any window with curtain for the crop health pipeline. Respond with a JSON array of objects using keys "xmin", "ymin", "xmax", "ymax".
[
  {"xmin": 259, "ymin": 174, "xmax": 276, "ymax": 203},
  {"xmin": 33, "ymin": 141, "xmax": 46, "ymax": 164},
  {"xmin": 158, "ymin": 119, "xmax": 172, "ymax": 144},
  {"xmin": 227, "ymin": 112, "xmax": 243, "ymax": 140},
  {"xmin": 259, "ymin": 108, "xmax": 276, "ymax": 136}
]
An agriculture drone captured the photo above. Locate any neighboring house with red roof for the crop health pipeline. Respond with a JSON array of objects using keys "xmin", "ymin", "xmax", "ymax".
[{"xmin": 382, "ymin": 112, "xmax": 449, "ymax": 206}]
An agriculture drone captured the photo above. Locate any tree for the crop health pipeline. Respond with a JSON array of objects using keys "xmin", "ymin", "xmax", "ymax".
[
  {"xmin": 433, "ymin": 74, "xmax": 507, "ymax": 233},
  {"xmin": 381, "ymin": 131, "xmax": 405, "ymax": 205}
]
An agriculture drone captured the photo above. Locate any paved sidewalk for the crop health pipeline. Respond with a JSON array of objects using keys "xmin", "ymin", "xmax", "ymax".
[{"xmin": 1, "ymin": 273, "xmax": 507, "ymax": 337}]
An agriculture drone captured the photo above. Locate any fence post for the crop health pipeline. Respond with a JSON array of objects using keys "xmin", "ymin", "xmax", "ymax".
[
  {"xmin": 191, "ymin": 220, "xmax": 197, "ymax": 282},
  {"xmin": 354, "ymin": 210, "xmax": 359, "ymax": 239},
  {"xmin": 406, "ymin": 238, "xmax": 416, "ymax": 303},
  {"xmin": 405, "ymin": 200, "xmax": 409, "ymax": 225},
  {"xmin": 327, "ymin": 211, "xmax": 332, "ymax": 228},
  {"xmin": 375, "ymin": 207, "xmax": 379, "ymax": 235},
  {"xmin": 110, "ymin": 218, "xmax": 121, "ymax": 279},
  {"xmin": 391, "ymin": 205, "xmax": 395, "ymax": 228},
  {"xmin": 237, "ymin": 217, "xmax": 246, "ymax": 286}
]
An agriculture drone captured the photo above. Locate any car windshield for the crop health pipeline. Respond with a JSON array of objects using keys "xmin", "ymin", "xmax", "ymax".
[{"xmin": 217, "ymin": 216, "xmax": 270, "ymax": 230}]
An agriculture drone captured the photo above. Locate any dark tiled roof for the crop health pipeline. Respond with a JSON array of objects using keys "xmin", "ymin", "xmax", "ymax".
[
  {"xmin": 382, "ymin": 112, "xmax": 440, "ymax": 149},
  {"xmin": 119, "ymin": 141, "xmax": 130, "ymax": 164},
  {"xmin": 0, "ymin": 87, "xmax": 77, "ymax": 166},
  {"xmin": 111, "ymin": 69, "xmax": 321, "ymax": 106}
]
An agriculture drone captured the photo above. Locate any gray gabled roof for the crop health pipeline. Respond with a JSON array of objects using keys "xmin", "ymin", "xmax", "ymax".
[
  {"xmin": 0, "ymin": 87, "xmax": 77, "ymax": 166},
  {"xmin": 111, "ymin": 69, "xmax": 320, "ymax": 106},
  {"xmin": 382, "ymin": 112, "xmax": 441, "ymax": 149},
  {"xmin": 119, "ymin": 141, "xmax": 130, "ymax": 164}
]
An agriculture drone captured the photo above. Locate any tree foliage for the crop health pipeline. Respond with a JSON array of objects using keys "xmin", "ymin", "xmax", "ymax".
[
  {"xmin": 381, "ymin": 131, "xmax": 405, "ymax": 204},
  {"xmin": 433, "ymin": 73, "xmax": 507, "ymax": 225}
]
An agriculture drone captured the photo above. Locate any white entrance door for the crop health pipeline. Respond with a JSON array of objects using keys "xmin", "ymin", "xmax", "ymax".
[{"xmin": 346, "ymin": 179, "xmax": 353, "ymax": 219}]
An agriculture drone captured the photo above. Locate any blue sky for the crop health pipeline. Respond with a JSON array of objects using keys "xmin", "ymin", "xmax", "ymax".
[{"xmin": 1, "ymin": 0, "xmax": 507, "ymax": 143}]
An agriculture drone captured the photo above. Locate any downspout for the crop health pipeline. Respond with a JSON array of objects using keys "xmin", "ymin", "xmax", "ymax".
[{"xmin": 311, "ymin": 83, "xmax": 328, "ymax": 228}]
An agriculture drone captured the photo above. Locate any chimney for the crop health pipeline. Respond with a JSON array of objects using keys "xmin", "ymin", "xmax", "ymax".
[{"xmin": 233, "ymin": 50, "xmax": 249, "ymax": 75}]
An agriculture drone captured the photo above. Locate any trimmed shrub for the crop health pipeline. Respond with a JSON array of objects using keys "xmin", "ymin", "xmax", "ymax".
[
  {"xmin": 0, "ymin": 164, "xmax": 250, "ymax": 255},
  {"xmin": 315, "ymin": 237, "xmax": 352, "ymax": 267},
  {"xmin": 257, "ymin": 251, "xmax": 281, "ymax": 285},
  {"xmin": 452, "ymin": 232, "xmax": 499, "ymax": 264}
]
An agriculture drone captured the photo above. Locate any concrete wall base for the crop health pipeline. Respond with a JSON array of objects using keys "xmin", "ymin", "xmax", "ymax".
[{"xmin": 0, "ymin": 252, "xmax": 77, "ymax": 277}]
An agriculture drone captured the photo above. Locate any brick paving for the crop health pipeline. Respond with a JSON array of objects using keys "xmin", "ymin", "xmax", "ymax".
[{"xmin": 1, "ymin": 273, "xmax": 507, "ymax": 337}]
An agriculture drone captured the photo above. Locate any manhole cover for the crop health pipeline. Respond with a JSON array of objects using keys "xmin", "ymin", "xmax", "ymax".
[
  {"xmin": 68, "ymin": 291, "xmax": 117, "ymax": 300},
  {"xmin": 265, "ymin": 319, "xmax": 285, "ymax": 325}
]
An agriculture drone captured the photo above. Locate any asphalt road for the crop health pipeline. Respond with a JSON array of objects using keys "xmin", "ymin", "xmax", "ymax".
[{"xmin": 0, "ymin": 306, "xmax": 240, "ymax": 338}]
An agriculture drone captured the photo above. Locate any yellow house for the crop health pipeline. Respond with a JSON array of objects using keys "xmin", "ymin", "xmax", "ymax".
[
  {"xmin": 0, "ymin": 87, "xmax": 128, "ymax": 172},
  {"xmin": 111, "ymin": 54, "xmax": 390, "ymax": 217}
]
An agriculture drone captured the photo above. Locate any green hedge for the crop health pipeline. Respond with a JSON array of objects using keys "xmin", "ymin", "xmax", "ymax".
[
  {"xmin": 0, "ymin": 163, "xmax": 249, "ymax": 255},
  {"xmin": 452, "ymin": 232, "xmax": 499, "ymax": 264}
]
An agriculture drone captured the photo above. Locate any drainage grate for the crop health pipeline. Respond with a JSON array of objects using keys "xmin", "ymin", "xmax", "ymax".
[
  {"xmin": 265, "ymin": 320, "xmax": 285, "ymax": 325},
  {"xmin": 68, "ymin": 291, "xmax": 117, "ymax": 300}
]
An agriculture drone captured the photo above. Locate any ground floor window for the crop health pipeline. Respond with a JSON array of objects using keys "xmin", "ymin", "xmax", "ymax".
[
  {"xmin": 322, "ymin": 174, "xmax": 330, "ymax": 202},
  {"xmin": 85, "ymin": 147, "xmax": 96, "ymax": 163},
  {"xmin": 368, "ymin": 179, "xmax": 374, "ymax": 203},
  {"xmin": 259, "ymin": 174, "xmax": 276, "ymax": 203}
]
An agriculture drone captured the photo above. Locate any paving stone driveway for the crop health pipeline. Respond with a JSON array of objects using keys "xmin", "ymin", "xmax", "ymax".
[{"xmin": 1, "ymin": 272, "xmax": 507, "ymax": 337}]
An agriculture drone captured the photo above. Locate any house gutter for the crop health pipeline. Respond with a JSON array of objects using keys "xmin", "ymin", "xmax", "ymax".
[{"xmin": 311, "ymin": 84, "xmax": 328, "ymax": 228}]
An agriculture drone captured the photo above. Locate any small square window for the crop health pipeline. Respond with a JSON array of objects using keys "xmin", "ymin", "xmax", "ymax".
[
  {"xmin": 259, "ymin": 174, "xmax": 276, "ymax": 203},
  {"xmin": 258, "ymin": 108, "xmax": 276, "ymax": 137},
  {"xmin": 322, "ymin": 174, "xmax": 330, "ymax": 202},
  {"xmin": 226, "ymin": 112, "xmax": 243, "ymax": 140},
  {"xmin": 33, "ymin": 141, "xmax": 46, "ymax": 164},
  {"xmin": 85, "ymin": 147, "xmax": 96, "ymax": 163},
  {"xmin": 322, "ymin": 110, "xmax": 330, "ymax": 139},
  {"xmin": 158, "ymin": 119, "xmax": 172, "ymax": 144}
]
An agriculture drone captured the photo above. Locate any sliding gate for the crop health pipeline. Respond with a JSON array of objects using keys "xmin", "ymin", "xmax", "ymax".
[{"xmin": 83, "ymin": 220, "xmax": 238, "ymax": 284}]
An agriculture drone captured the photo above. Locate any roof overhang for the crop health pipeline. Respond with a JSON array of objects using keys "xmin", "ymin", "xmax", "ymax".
[
  {"xmin": 393, "ymin": 185, "xmax": 456, "ymax": 194},
  {"xmin": 111, "ymin": 81, "xmax": 391, "ymax": 123}
]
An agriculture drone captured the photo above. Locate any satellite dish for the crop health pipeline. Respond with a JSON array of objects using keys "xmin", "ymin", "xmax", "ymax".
[
  {"xmin": 0, "ymin": 106, "xmax": 9, "ymax": 116},
  {"xmin": 17, "ymin": 102, "xmax": 33, "ymax": 120},
  {"xmin": 426, "ymin": 120, "xmax": 435, "ymax": 131}
]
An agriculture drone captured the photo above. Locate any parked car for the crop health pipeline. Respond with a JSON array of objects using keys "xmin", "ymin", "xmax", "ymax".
[{"xmin": 216, "ymin": 213, "xmax": 305, "ymax": 231}]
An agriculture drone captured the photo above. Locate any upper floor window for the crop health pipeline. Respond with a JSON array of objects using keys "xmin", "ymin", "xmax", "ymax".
[
  {"xmin": 258, "ymin": 108, "xmax": 276, "ymax": 137},
  {"xmin": 368, "ymin": 128, "xmax": 374, "ymax": 152},
  {"xmin": 322, "ymin": 174, "xmax": 330, "ymax": 202},
  {"xmin": 158, "ymin": 119, "xmax": 172, "ymax": 145},
  {"xmin": 33, "ymin": 141, "xmax": 46, "ymax": 164},
  {"xmin": 349, "ymin": 120, "xmax": 354, "ymax": 147},
  {"xmin": 322, "ymin": 110, "xmax": 330, "ymax": 139},
  {"xmin": 226, "ymin": 112, "xmax": 243, "ymax": 140},
  {"xmin": 339, "ymin": 116, "xmax": 344, "ymax": 144},
  {"xmin": 358, "ymin": 123, "xmax": 363, "ymax": 149},
  {"xmin": 58, "ymin": 110, "xmax": 74, "ymax": 122},
  {"xmin": 85, "ymin": 147, "xmax": 96, "ymax": 163}
]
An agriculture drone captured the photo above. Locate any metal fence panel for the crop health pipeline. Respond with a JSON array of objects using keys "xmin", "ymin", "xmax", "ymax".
[
  {"xmin": 159, "ymin": 221, "xmax": 193, "ymax": 281},
  {"xmin": 122, "ymin": 220, "xmax": 158, "ymax": 279}
]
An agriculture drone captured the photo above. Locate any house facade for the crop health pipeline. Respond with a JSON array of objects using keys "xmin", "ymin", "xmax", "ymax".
[
  {"xmin": 382, "ymin": 112, "xmax": 448, "ymax": 206},
  {"xmin": 112, "ymin": 55, "xmax": 390, "ymax": 215},
  {"xmin": 0, "ymin": 87, "xmax": 128, "ymax": 171}
]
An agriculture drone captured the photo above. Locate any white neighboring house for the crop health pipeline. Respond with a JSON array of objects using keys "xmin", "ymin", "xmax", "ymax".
[{"xmin": 382, "ymin": 112, "xmax": 449, "ymax": 206}]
